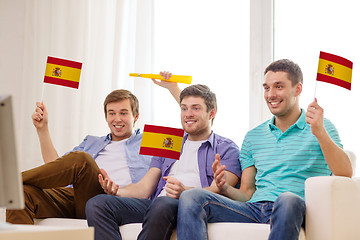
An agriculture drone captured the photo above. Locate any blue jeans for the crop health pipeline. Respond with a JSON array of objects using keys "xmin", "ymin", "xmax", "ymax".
[
  {"xmin": 86, "ymin": 194, "xmax": 178, "ymax": 240},
  {"xmin": 86, "ymin": 194, "xmax": 151, "ymax": 240},
  {"xmin": 138, "ymin": 196, "xmax": 179, "ymax": 240},
  {"xmin": 177, "ymin": 189, "xmax": 305, "ymax": 240}
]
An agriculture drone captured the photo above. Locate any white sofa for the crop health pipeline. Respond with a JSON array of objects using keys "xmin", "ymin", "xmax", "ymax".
[
  {"xmin": 3, "ymin": 152, "xmax": 358, "ymax": 240},
  {"xmin": 32, "ymin": 176, "xmax": 360, "ymax": 240}
]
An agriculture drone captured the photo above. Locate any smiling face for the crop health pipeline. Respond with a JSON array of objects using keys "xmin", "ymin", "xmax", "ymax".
[
  {"xmin": 263, "ymin": 71, "xmax": 302, "ymax": 119},
  {"xmin": 105, "ymin": 99, "xmax": 138, "ymax": 141},
  {"xmin": 180, "ymin": 96, "xmax": 215, "ymax": 141}
]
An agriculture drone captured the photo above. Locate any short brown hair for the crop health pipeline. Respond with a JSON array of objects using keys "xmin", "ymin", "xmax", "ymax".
[
  {"xmin": 103, "ymin": 89, "xmax": 139, "ymax": 117},
  {"xmin": 264, "ymin": 59, "xmax": 303, "ymax": 86},
  {"xmin": 180, "ymin": 84, "xmax": 217, "ymax": 124}
]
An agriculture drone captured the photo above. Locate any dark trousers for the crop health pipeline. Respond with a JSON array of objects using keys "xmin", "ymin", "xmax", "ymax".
[
  {"xmin": 86, "ymin": 195, "xmax": 178, "ymax": 240},
  {"xmin": 6, "ymin": 151, "xmax": 105, "ymax": 224}
]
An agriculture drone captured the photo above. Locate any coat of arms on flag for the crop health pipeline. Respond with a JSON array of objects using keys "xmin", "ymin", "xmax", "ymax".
[
  {"xmin": 140, "ymin": 124, "xmax": 185, "ymax": 160},
  {"xmin": 316, "ymin": 51, "xmax": 353, "ymax": 90},
  {"xmin": 44, "ymin": 56, "xmax": 82, "ymax": 89}
]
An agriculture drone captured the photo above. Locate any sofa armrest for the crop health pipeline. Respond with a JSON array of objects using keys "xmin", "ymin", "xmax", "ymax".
[{"xmin": 305, "ymin": 176, "xmax": 360, "ymax": 240}]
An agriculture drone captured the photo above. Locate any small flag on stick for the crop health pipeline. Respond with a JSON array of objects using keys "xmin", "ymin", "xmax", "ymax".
[
  {"xmin": 316, "ymin": 51, "xmax": 353, "ymax": 90},
  {"xmin": 44, "ymin": 56, "xmax": 82, "ymax": 89},
  {"xmin": 129, "ymin": 73, "xmax": 192, "ymax": 84},
  {"xmin": 140, "ymin": 124, "xmax": 185, "ymax": 160}
]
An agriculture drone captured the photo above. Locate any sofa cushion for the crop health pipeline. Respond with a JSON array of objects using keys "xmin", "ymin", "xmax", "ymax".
[{"xmin": 34, "ymin": 218, "xmax": 305, "ymax": 240}]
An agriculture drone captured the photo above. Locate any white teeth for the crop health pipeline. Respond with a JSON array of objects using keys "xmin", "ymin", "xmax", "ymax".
[
  {"xmin": 114, "ymin": 125, "xmax": 124, "ymax": 129},
  {"xmin": 270, "ymin": 102, "xmax": 280, "ymax": 105}
]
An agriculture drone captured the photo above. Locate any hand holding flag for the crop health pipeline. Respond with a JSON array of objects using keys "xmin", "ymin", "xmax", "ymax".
[
  {"xmin": 305, "ymin": 98, "xmax": 325, "ymax": 138},
  {"xmin": 32, "ymin": 102, "xmax": 48, "ymax": 130}
]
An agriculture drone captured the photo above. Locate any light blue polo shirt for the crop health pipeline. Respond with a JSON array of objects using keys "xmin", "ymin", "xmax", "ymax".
[{"xmin": 240, "ymin": 109, "xmax": 342, "ymax": 202}]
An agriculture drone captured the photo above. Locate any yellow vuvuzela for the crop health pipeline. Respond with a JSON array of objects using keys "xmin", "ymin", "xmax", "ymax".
[{"xmin": 129, "ymin": 73, "xmax": 192, "ymax": 84}]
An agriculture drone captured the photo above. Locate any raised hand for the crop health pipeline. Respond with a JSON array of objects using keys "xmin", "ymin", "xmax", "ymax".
[
  {"xmin": 305, "ymin": 98, "xmax": 325, "ymax": 137},
  {"xmin": 151, "ymin": 71, "xmax": 181, "ymax": 105},
  {"xmin": 98, "ymin": 168, "xmax": 119, "ymax": 196},
  {"xmin": 152, "ymin": 71, "xmax": 178, "ymax": 88},
  {"xmin": 32, "ymin": 102, "xmax": 48, "ymax": 130},
  {"xmin": 212, "ymin": 153, "xmax": 228, "ymax": 193}
]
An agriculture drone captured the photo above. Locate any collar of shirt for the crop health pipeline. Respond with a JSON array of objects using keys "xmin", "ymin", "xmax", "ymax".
[
  {"xmin": 268, "ymin": 109, "xmax": 306, "ymax": 132},
  {"xmin": 106, "ymin": 128, "xmax": 141, "ymax": 143},
  {"xmin": 181, "ymin": 131, "xmax": 214, "ymax": 154}
]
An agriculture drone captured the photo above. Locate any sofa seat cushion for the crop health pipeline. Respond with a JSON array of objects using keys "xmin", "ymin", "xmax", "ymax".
[
  {"xmin": 35, "ymin": 218, "xmax": 141, "ymax": 240},
  {"xmin": 34, "ymin": 218, "xmax": 305, "ymax": 240}
]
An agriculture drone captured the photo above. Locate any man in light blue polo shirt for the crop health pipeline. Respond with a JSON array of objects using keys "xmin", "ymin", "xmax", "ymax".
[
  {"xmin": 85, "ymin": 84, "xmax": 241, "ymax": 240},
  {"xmin": 176, "ymin": 59, "xmax": 353, "ymax": 240},
  {"xmin": 6, "ymin": 89, "xmax": 152, "ymax": 224}
]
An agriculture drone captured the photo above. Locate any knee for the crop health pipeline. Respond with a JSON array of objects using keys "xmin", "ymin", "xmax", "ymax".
[
  {"xmin": 23, "ymin": 184, "xmax": 36, "ymax": 194},
  {"xmin": 149, "ymin": 197, "xmax": 178, "ymax": 216},
  {"xmin": 274, "ymin": 192, "xmax": 305, "ymax": 215},
  {"xmin": 85, "ymin": 194, "xmax": 112, "ymax": 219},
  {"xmin": 23, "ymin": 185, "xmax": 41, "ymax": 200},
  {"xmin": 68, "ymin": 151, "xmax": 96, "ymax": 168},
  {"xmin": 179, "ymin": 188, "xmax": 209, "ymax": 210}
]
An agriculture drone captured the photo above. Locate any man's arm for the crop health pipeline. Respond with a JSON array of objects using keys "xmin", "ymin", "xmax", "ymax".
[
  {"xmin": 205, "ymin": 170, "xmax": 239, "ymax": 194},
  {"xmin": 99, "ymin": 168, "xmax": 162, "ymax": 199},
  {"xmin": 306, "ymin": 99, "xmax": 352, "ymax": 177},
  {"xmin": 152, "ymin": 71, "xmax": 181, "ymax": 105},
  {"xmin": 32, "ymin": 102, "xmax": 59, "ymax": 163},
  {"xmin": 211, "ymin": 154, "xmax": 256, "ymax": 201},
  {"xmin": 163, "ymin": 169, "xmax": 239, "ymax": 199},
  {"xmin": 205, "ymin": 154, "xmax": 239, "ymax": 194}
]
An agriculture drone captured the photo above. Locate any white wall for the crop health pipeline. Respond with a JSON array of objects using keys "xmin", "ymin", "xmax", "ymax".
[
  {"xmin": 0, "ymin": 0, "xmax": 155, "ymax": 171},
  {"xmin": 0, "ymin": 0, "xmax": 32, "ymax": 170},
  {"xmin": 0, "ymin": 0, "xmax": 269, "ymax": 170}
]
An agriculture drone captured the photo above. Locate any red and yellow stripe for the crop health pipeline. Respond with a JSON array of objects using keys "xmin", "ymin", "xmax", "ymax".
[
  {"xmin": 316, "ymin": 51, "xmax": 353, "ymax": 90},
  {"xmin": 140, "ymin": 125, "xmax": 184, "ymax": 160},
  {"xmin": 44, "ymin": 56, "xmax": 82, "ymax": 89}
]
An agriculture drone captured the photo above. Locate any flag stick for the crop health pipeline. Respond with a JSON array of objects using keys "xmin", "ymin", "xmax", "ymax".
[
  {"xmin": 41, "ymin": 83, "xmax": 45, "ymax": 102},
  {"xmin": 313, "ymin": 80, "xmax": 318, "ymax": 100}
]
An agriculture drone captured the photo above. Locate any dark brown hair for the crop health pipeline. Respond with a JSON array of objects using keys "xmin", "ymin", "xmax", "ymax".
[
  {"xmin": 103, "ymin": 89, "xmax": 139, "ymax": 117},
  {"xmin": 264, "ymin": 59, "xmax": 303, "ymax": 86},
  {"xmin": 180, "ymin": 84, "xmax": 217, "ymax": 124}
]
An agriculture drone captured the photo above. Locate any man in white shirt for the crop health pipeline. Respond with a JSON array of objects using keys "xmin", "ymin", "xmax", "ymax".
[
  {"xmin": 6, "ymin": 89, "xmax": 152, "ymax": 224},
  {"xmin": 86, "ymin": 83, "xmax": 241, "ymax": 240}
]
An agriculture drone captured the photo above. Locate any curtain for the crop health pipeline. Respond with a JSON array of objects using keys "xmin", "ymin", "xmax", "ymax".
[{"xmin": 0, "ymin": 0, "xmax": 154, "ymax": 171}]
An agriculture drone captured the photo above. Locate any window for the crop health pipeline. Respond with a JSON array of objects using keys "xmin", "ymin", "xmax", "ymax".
[
  {"xmin": 275, "ymin": 0, "xmax": 360, "ymax": 175},
  {"xmin": 152, "ymin": 0, "xmax": 250, "ymax": 147}
]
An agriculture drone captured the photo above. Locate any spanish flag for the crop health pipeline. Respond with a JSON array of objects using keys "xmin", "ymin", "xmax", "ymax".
[
  {"xmin": 44, "ymin": 56, "xmax": 82, "ymax": 89},
  {"xmin": 140, "ymin": 124, "xmax": 185, "ymax": 160},
  {"xmin": 317, "ymin": 51, "xmax": 353, "ymax": 90}
]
